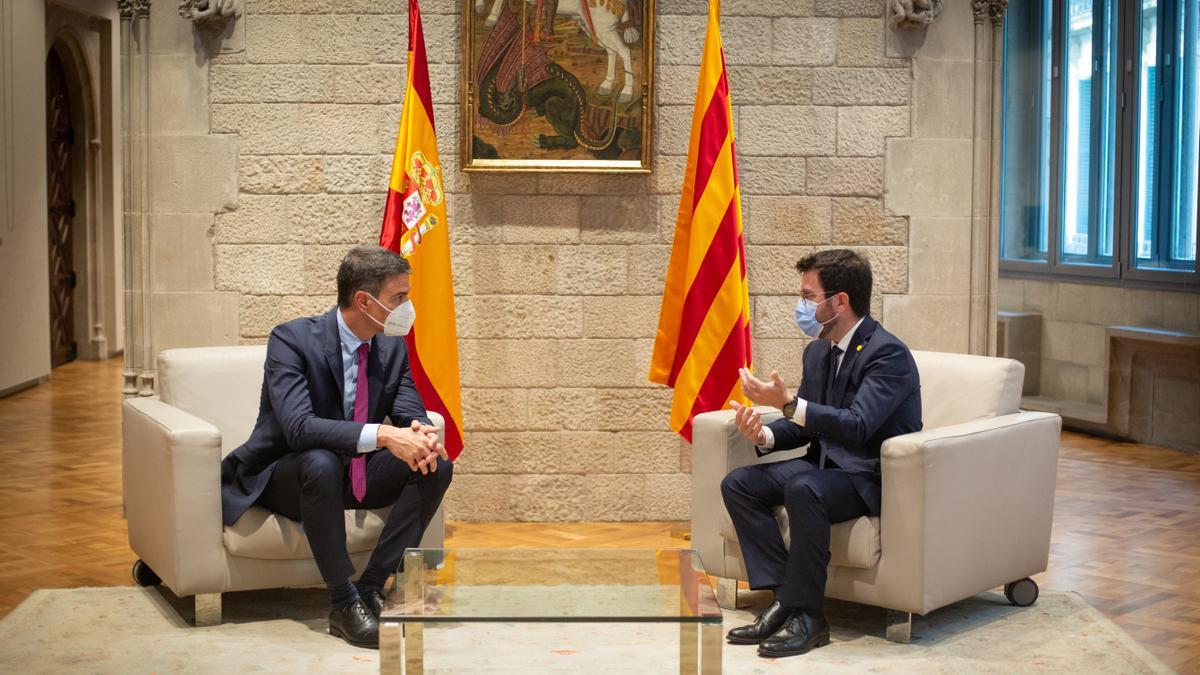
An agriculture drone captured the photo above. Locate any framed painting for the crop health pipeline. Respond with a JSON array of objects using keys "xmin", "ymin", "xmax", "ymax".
[{"xmin": 461, "ymin": 0, "xmax": 655, "ymax": 172}]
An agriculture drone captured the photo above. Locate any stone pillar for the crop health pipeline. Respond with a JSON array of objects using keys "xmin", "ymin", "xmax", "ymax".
[
  {"xmin": 968, "ymin": 0, "xmax": 1008, "ymax": 356},
  {"xmin": 119, "ymin": 0, "xmax": 154, "ymax": 396}
]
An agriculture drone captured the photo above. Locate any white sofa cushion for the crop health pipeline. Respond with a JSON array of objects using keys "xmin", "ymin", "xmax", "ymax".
[
  {"xmin": 158, "ymin": 346, "xmax": 268, "ymax": 458},
  {"xmin": 911, "ymin": 351, "xmax": 1024, "ymax": 429},
  {"xmin": 223, "ymin": 505, "xmax": 390, "ymax": 560},
  {"xmin": 718, "ymin": 509, "xmax": 881, "ymax": 570}
]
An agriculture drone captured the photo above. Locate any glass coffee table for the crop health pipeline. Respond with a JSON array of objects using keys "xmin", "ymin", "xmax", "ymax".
[{"xmin": 379, "ymin": 548, "xmax": 724, "ymax": 673}]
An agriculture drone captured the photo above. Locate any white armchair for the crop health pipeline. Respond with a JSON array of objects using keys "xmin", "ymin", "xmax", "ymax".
[
  {"xmin": 122, "ymin": 346, "xmax": 445, "ymax": 625},
  {"xmin": 691, "ymin": 351, "xmax": 1061, "ymax": 642}
]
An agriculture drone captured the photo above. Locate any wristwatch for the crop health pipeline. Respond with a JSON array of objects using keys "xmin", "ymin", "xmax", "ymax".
[{"xmin": 781, "ymin": 396, "xmax": 799, "ymax": 419}]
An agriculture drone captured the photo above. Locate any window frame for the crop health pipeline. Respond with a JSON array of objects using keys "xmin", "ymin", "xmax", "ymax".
[{"xmin": 1000, "ymin": 0, "xmax": 1200, "ymax": 292}]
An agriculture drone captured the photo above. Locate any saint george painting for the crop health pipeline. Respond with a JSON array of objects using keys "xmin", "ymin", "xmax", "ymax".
[{"xmin": 461, "ymin": 0, "xmax": 655, "ymax": 172}]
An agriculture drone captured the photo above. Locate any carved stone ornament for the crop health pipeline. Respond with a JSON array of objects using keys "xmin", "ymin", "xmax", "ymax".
[
  {"xmin": 973, "ymin": 0, "xmax": 1009, "ymax": 25},
  {"xmin": 179, "ymin": 0, "xmax": 238, "ymax": 25},
  {"xmin": 890, "ymin": 0, "xmax": 944, "ymax": 30},
  {"xmin": 117, "ymin": 0, "xmax": 151, "ymax": 18}
]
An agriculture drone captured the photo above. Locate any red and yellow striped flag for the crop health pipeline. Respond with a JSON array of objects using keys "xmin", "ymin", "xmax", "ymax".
[
  {"xmin": 380, "ymin": 0, "xmax": 464, "ymax": 459},
  {"xmin": 649, "ymin": 0, "xmax": 752, "ymax": 442}
]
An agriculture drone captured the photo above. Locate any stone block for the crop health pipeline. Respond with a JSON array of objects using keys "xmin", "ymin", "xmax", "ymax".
[
  {"xmin": 771, "ymin": 18, "xmax": 838, "ymax": 65},
  {"xmin": 537, "ymin": 173, "xmax": 653, "ymax": 195},
  {"xmin": 998, "ymin": 278, "xmax": 1023, "ymax": 311},
  {"xmin": 441, "ymin": 475, "xmax": 515, "ymax": 522},
  {"xmin": 557, "ymin": 245, "xmax": 629, "ymax": 295},
  {"xmin": 580, "ymin": 195, "xmax": 660, "ymax": 244},
  {"xmin": 1123, "ymin": 288, "xmax": 1167, "ymax": 328},
  {"xmin": 211, "ymin": 103, "xmax": 303, "ymax": 154},
  {"xmin": 583, "ymin": 296, "xmax": 663, "ymax": 339},
  {"xmin": 658, "ymin": 14, "xmax": 709, "ymax": 65},
  {"xmin": 837, "ymin": 18, "xmax": 907, "ymax": 67},
  {"xmin": 320, "ymin": 154, "xmax": 393, "ymax": 194},
  {"xmin": 909, "ymin": 217, "xmax": 970, "ymax": 295},
  {"xmin": 657, "ymin": 65, "xmax": 703, "ymax": 106},
  {"xmin": 837, "ymin": 106, "xmax": 910, "ymax": 156},
  {"xmin": 738, "ymin": 156, "xmax": 807, "ymax": 195},
  {"xmin": 657, "ymin": 105, "xmax": 696, "ymax": 156},
  {"xmin": 651, "ymin": 155, "xmax": 689, "ymax": 195},
  {"xmin": 884, "ymin": 138, "xmax": 973, "ymax": 216},
  {"xmin": 626, "ymin": 245, "xmax": 671, "ymax": 293},
  {"xmin": 724, "ymin": 0, "xmax": 817, "ymax": 16},
  {"xmin": 831, "ymin": 197, "xmax": 907, "ymax": 245},
  {"xmin": 508, "ymin": 475, "xmax": 588, "ymax": 521},
  {"xmin": 528, "ymin": 388, "xmax": 676, "ymax": 432},
  {"xmin": 239, "ymin": 294, "xmax": 334, "ymax": 338},
  {"xmin": 882, "ymin": 294, "xmax": 970, "ymax": 353},
  {"xmin": 1044, "ymin": 321, "xmax": 1106, "ymax": 368},
  {"xmin": 722, "ymin": 17, "xmax": 776, "ymax": 66},
  {"xmin": 446, "ymin": 196, "xmax": 505, "ymax": 244},
  {"xmin": 583, "ymin": 473, "xmax": 691, "ymax": 521},
  {"xmin": 479, "ymin": 195, "xmax": 582, "ymax": 244},
  {"xmin": 1053, "ymin": 361, "xmax": 1090, "ymax": 402},
  {"xmin": 460, "ymin": 388, "xmax": 530, "ymax": 431},
  {"xmin": 1023, "ymin": 280, "xmax": 1054, "ymax": 314},
  {"xmin": 748, "ymin": 338, "xmax": 808, "ymax": 387},
  {"xmin": 812, "ymin": 68, "xmax": 909, "ymax": 105},
  {"xmin": 456, "ymin": 295, "xmax": 582, "ymax": 339},
  {"xmin": 210, "ymin": 64, "xmax": 335, "ymax": 103},
  {"xmin": 214, "ymin": 194, "xmax": 380, "ymax": 245},
  {"xmin": 727, "ymin": 66, "xmax": 813, "ymax": 105},
  {"xmin": 815, "ymin": 0, "xmax": 884, "ymax": 17},
  {"xmin": 150, "ymin": 54, "xmax": 211, "ymax": 135},
  {"xmin": 150, "ymin": 135, "xmax": 238, "ymax": 213},
  {"xmin": 886, "ymin": 0, "xmax": 975, "ymax": 60},
  {"xmin": 458, "ymin": 339, "xmax": 562, "ymax": 388},
  {"xmin": 860, "ymin": 246, "xmax": 908, "ymax": 294},
  {"xmin": 214, "ymin": 244, "xmax": 305, "ymax": 294},
  {"xmin": 807, "ymin": 157, "xmax": 883, "ymax": 196},
  {"xmin": 302, "ymin": 245, "xmax": 351, "ymax": 295},
  {"xmin": 152, "ymin": 291, "xmax": 240, "ymax": 351},
  {"xmin": 1051, "ymin": 282, "xmax": 1107, "ymax": 324},
  {"xmin": 240, "ymin": 155, "xmax": 322, "ymax": 194},
  {"xmin": 151, "ymin": 214, "xmax": 215, "ymax": 292},
  {"xmin": 740, "ymin": 106, "xmax": 837, "ymax": 156},
  {"xmin": 912, "ymin": 58, "xmax": 975, "ymax": 139},
  {"xmin": 456, "ymin": 431, "xmax": 681, "ymax": 476},
  {"xmin": 746, "ymin": 246, "xmax": 814, "ymax": 294},
  {"xmin": 557, "ymin": 339, "xmax": 654, "ymax": 388},
  {"xmin": 1161, "ymin": 291, "xmax": 1200, "ymax": 332},
  {"xmin": 461, "ymin": 244, "xmax": 559, "ymax": 295},
  {"xmin": 754, "ymin": 295, "xmax": 802, "ymax": 338},
  {"xmin": 745, "ymin": 196, "xmax": 831, "ymax": 245}
]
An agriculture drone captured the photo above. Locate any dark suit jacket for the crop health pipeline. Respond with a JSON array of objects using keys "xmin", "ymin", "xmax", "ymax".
[
  {"xmin": 760, "ymin": 315, "xmax": 922, "ymax": 516},
  {"xmin": 220, "ymin": 307, "xmax": 431, "ymax": 525}
]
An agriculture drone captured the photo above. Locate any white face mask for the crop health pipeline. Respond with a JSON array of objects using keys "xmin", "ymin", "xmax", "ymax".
[{"xmin": 365, "ymin": 294, "xmax": 416, "ymax": 336}]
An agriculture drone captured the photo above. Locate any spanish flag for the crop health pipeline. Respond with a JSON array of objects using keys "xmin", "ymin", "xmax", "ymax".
[
  {"xmin": 380, "ymin": 0, "xmax": 464, "ymax": 459},
  {"xmin": 648, "ymin": 0, "xmax": 752, "ymax": 442}
]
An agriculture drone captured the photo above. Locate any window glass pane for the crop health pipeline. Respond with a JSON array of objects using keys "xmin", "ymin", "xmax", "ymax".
[
  {"xmin": 1135, "ymin": 0, "xmax": 1161, "ymax": 265},
  {"xmin": 1000, "ymin": 0, "xmax": 1052, "ymax": 262},
  {"xmin": 1060, "ymin": 0, "xmax": 1116, "ymax": 265},
  {"xmin": 1169, "ymin": 0, "xmax": 1198, "ymax": 264}
]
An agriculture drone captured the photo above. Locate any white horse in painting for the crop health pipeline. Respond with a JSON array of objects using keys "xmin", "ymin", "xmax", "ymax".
[{"xmin": 475, "ymin": 0, "xmax": 641, "ymax": 103}]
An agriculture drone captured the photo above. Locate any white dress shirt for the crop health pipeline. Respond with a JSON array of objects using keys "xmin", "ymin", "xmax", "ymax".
[
  {"xmin": 336, "ymin": 309, "xmax": 381, "ymax": 453},
  {"xmin": 759, "ymin": 316, "xmax": 866, "ymax": 450}
]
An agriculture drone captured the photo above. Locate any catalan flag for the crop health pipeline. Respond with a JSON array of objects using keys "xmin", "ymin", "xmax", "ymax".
[
  {"xmin": 380, "ymin": 0, "xmax": 464, "ymax": 459},
  {"xmin": 648, "ymin": 0, "xmax": 752, "ymax": 442}
]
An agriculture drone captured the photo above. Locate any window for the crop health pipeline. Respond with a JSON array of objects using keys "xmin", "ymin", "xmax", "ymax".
[{"xmin": 1000, "ymin": 0, "xmax": 1199, "ymax": 287}]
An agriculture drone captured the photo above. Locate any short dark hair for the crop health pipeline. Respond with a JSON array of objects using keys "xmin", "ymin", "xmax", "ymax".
[
  {"xmin": 795, "ymin": 249, "xmax": 872, "ymax": 317},
  {"xmin": 336, "ymin": 245, "xmax": 411, "ymax": 308}
]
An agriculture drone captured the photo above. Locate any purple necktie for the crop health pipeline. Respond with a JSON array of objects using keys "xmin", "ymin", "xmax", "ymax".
[{"xmin": 350, "ymin": 342, "xmax": 369, "ymax": 502}]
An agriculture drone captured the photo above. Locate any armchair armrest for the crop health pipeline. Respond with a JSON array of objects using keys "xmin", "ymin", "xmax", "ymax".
[
  {"xmin": 878, "ymin": 411, "xmax": 1062, "ymax": 614},
  {"xmin": 122, "ymin": 397, "xmax": 225, "ymax": 596}
]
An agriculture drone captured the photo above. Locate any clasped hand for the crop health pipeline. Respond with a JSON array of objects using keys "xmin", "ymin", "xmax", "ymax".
[{"xmin": 377, "ymin": 420, "xmax": 448, "ymax": 474}]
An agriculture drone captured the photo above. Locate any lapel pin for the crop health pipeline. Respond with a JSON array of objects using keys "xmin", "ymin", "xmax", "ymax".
[{"xmin": 856, "ymin": 344, "xmax": 863, "ymax": 352}]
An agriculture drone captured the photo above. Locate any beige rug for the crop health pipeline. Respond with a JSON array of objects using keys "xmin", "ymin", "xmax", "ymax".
[{"xmin": 0, "ymin": 586, "xmax": 1171, "ymax": 673}]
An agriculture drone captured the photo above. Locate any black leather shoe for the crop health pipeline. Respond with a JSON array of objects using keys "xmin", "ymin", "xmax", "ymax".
[
  {"xmin": 726, "ymin": 601, "xmax": 794, "ymax": 644},
  {"xmin": 757, "ymin": 609, "xmax": 831, "ymax": 657},
  {"xmin": 329, "ymin": 598, "xmax": 379, "ymax": 649},
  {"xmin": 359, "ymin": 587, "xmax": 386, "ymax": 619}
]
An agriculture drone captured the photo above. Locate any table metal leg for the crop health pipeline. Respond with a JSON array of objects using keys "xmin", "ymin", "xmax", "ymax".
[
  {"xmin": 679, "ymin": 622, "xmax": 698, "ymax": 674},
  {"xmin": 403, "ymin": 622, "xmax": 424, "ymax": 674},
  {"xmin": 380, "ymin": 622, "xmax": 402, "ymax": 675},
  {"xmin": 700, "ymin": 621, "xmax": 722, "ymax": 674}
]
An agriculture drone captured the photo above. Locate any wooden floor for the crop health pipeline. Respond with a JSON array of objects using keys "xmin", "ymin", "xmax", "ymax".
[{"xmin": 1, "ymin": 358, "xmax": 1197, "ymax": 672}]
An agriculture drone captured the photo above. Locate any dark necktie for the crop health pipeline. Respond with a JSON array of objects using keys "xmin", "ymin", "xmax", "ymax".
[
  {"xmin": 350, "ymin": 342, "xmax": 369, "ymax": 502},
  {"xmin": 820, "ymin": 345, "xmax": 843, "ymax": 470}
]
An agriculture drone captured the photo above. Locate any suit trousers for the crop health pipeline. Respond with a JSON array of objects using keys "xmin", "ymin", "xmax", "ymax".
[
  {"xmin": 257, "ymin": 448, "xmax": 452, "ymax": 586},
  {"xmin": 720, "ymin": 456, "xmax": 869, "ymax": 610}
]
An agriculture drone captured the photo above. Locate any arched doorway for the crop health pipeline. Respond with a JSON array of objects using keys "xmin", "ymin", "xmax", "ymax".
[{"xmin": 45, "ymin": 47, "xmax": 77, "ymax": 367}]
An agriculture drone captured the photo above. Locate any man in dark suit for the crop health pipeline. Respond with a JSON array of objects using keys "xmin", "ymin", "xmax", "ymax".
[
  {"xmin": 722, "ymin": 248, "xmax": 922, "ymax": 658},
  {"xmin": 220, "ymin": 245, "xmax": 452, "ymax": 649}
]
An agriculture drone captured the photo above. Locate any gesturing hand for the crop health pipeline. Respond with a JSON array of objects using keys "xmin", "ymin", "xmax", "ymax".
[
  {"xmin": 738, "ymin": 367, "xmax": 791, "ymax": 410},
  {"xmin": 729, "ymin": 400, "xmax": 766, "ymax": 446}
]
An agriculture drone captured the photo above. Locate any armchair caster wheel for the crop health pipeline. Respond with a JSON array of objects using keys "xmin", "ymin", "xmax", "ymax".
[
  {"xmin": 1004, "ymin": 578, "xmax": 1038, "ymax": 607},
  {"xmin": 132, "ymin": 559, "xmax": 161, "ymax": 587}
]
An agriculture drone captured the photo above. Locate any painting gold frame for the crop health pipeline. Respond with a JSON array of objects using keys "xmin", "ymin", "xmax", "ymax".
[{"xmin": 460, "ymin": 0, "xmax": 656, "ymax": 173}]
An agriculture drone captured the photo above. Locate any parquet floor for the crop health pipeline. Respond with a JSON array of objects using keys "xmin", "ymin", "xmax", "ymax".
[{"xmin": 0, "ymin": 358, "xmax": 1197, "ymax": 672}]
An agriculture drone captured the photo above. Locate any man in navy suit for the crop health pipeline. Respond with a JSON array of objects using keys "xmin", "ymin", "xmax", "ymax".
[
  {"xmin": 220, "ymin": 245, "xmax": 452, "ymax": 649},
  {"xmin": 722, "ymin": 249, "xmax": 922, "ymax": 658}
]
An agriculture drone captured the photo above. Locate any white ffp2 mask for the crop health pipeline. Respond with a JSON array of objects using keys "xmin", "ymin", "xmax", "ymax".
[{"xmin": 366, "ymin": 295, "xmax": 416, "ymax": 336}]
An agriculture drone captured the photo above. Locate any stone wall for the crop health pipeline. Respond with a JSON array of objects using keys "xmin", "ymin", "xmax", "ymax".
[
  {"xmin": 999, "ymin": 279, "xmax": 1200, "ymax": 405},
  {"xmin": 140, "ymin": 0, "xmax": 984, "ymax": 520}
]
